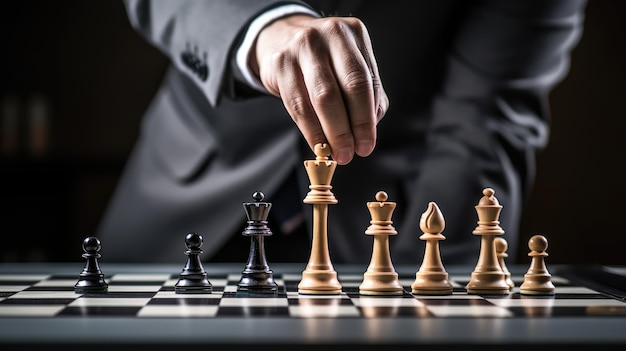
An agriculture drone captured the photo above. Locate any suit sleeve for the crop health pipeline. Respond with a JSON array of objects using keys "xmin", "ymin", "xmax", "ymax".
[
  {"xmin": 425, "ymin": 0, "xmax": 585, "ymax": 198},
  {"xmin": 413, "ymin": 0, "xmax": 586, "ymax": 240},
  {"xmin": 123, "ymin": 0, "xmax": 314, "ymax": 106}
]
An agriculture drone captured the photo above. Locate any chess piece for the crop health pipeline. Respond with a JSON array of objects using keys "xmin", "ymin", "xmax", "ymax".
[
  {"xmin": 466, "ymin": 188, "xmax": 510, "ymax": 294},
  {"xmin": 495, "ymin": 237, "xmax": 515, "ymax": 290},
  {"xmin": 359, "ymin": 191, "xmax": 404, "ymax": 295},
  {"xmin": 520, "ymin": 234, "xmax": 555, "ymax": 295},
  {"xmin": 175, "ymin": 232, "xmax": 212, "ymax": 294},
  {"xmin": 237, "ymin": 191, "xmax": 278, "ymax": 292},
  {"xmin": 298, "ymin": 143, "xmax": 342, "ymax": 295},
  {"xmin": 75, "ymin": 236, "xmax": 108, "ymax": 293},
  {"xmin": 411, "ymin": 202, "xmax": 453, "ymax": 295}
]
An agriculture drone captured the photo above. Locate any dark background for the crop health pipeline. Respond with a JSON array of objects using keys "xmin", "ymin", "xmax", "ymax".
[{"xmin": 0, "ymin": 1, "xmax": 624, "ymax": 265}]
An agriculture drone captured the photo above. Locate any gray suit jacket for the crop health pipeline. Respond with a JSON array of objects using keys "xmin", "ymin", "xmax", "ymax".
[{"xmin": 98, "ymin": 0, "xmax": 586, "ymax": 265}]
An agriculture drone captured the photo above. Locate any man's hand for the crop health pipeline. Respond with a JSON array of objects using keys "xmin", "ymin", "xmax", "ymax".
[{"xmin": 250, "ymin": 14, "xmax": 389, "ymax": 165}]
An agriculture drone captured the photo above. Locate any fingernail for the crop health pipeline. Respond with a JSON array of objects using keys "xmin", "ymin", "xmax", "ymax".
[
  {"xmin": 357, "ymin": 140, "xmax": 373, "ymax": 156},
  {"xmin": 335, "ymin": 147, "xmax": 353, "ymax": 165}
]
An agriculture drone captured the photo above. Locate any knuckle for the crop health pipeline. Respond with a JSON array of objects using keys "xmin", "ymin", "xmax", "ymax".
[
  {"xmin": 311, "ymin": 83, "xmax": 338, "ymax": 106},
  {"xmin": 342, "ymin": 70, "xmax": 372, "ymax": 94},
  {"xmin": 287, "ymin": 94, "xmax": 312, "ymax": 122},
  {"xmin": 292, "ymin": 27, "xmax": 322, "ymax": 48}
]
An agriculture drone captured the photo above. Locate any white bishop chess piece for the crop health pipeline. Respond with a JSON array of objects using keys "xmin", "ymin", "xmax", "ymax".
[{"xmin": 411, "ymin": 202, "xmax": 453, "ymax": 295}]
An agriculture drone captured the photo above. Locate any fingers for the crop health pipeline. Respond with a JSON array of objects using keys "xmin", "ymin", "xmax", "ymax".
[{"xmin": 255, "ymin": 15, "xmax": 389, "ymax": 165}]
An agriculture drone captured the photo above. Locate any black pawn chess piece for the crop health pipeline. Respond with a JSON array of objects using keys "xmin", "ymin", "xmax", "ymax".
[
  {"xmin": 237, "ymin": 191, "xmax": 278, "ymax": 292},
  {"xmin": 175, "ymin": 232, "xmax": 212, "ymax": 294},
  {"xmin": 75, "ymin": 236, "xmax": 108, "ymax": 294}
]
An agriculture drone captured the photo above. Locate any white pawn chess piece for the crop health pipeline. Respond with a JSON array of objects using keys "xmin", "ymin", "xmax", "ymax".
[
  {"xmin": 411, "ymin": 202, "xmax": 452, "ymax": 295},
  {"xmin": 495, "ymin": 237, "xmax": 515, "ymax": 290},
  {"xmin": 359, "ymin": 191, "xmax": 404, "ymax": 295},
  {"xmin": 520, "ymin": 234, "xmax": 555, "ymax": 295}
]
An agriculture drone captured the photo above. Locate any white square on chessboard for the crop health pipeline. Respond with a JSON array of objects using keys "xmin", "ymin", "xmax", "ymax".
[
  {"xmin": 70, "ymin": 297, "xmax": 152, "ymax": 307},
  {"xmin": 8, "ymin": 291, "xmax": 80, "ymax": 299},
  {"xmin": 227, "ymin": 274, "xmax": 241, "ymax": 281},
  {"xmin": 223, "ymin": 285, "xmax": 238, "ymax": 292},
  {"xmin": 152, "ymin": 291, "xmax": 222, "ymax": 298},
  {"xmin": 0, "ymin": 285, "xmax": 30, "ymax": 292},
  {"xmin": 0, "ymin": 274, "xmax": 50, "ymax": 281},
  {"xmin": 163, "ymin": 278, "xmax": 178, "ymax": 287},
  {"xmin": 426, "ymin": 305, "xmax": 513, "ymax": 317},
  {"xmin": 353, "ymin": 297, "xmax": 424, "ymax": 307},
  {"xmin": 107, "ymin": 285, "xmax": 163, "ymax": 293},
  {"xmin": 281, "ymin": 273, "xmax": 302, "ymax": 281},
  {"xmin": 289, "ymin": 305, "xmax": 360, "ymax": 318},
  {"xmin": 554, "ymin": 286, "xmax": 599, "ymax": 294},
  {"xmin": 108, "ymin": 274, "xmax": 171, "ymax": 282},
  {"xmin": 219, "ymin": 297, "xmax": 288, "ymax": 307},
  {"xmin": 209, "ymin": 278, "xmax": 227, "ymax": 287},
  {"xmin": 33, "ymin": 279, "xmax": 76, "ymax": 288},
  {"xmin": 486, "ymin": 297, "xmax": 556, "ymax": 308},
  {"xmin": 0, "ymin": 305, "xmax": 66, "ymax": 317},
  {"xmin": 138, "ymin": 305, "xmax": 218, "ymax": 317},
  {"xmin": 487, "ymin": 298, "xmax": 626, "ymax": 308}
]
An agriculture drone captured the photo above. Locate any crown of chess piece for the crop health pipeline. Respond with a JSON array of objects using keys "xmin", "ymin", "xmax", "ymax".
[
  {"xmin": 298, "ymin": 143, "xmax": 342, "ymax": 295},
  {"xmin": 359, "ymin": 191, "xmax": 404, "ymax": 295},
  {"xmin": 237, "ymin": 191, "xmax": 278, "ymax": 292},
  {"xmin": 303, "ymin": 143, "xmax": 338, "ymax": 205},
  {"xmin": 520, "ymin": 234, "xmax": 555, "ymax": 295},
  {"xmin": 495, "ymin": 237, "xmax": 515, "ymax": 290},
  {"xmin": 74, "ymin": 236, "xmax": 108, "ymax": 293},
  {"xmin": 175, "ymin": 232, "xmax": 212, "ymax": 294},
  {"xmin": 466, "ymin": 188, "xmax": 510, "ymax": 294},
  {"xmin": 411, "ymin": 202, "xmax": 453, "ymax": 295}
]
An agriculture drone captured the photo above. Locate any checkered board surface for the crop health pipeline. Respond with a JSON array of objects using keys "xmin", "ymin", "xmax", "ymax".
[{"xmin": 1, "ymin": 272, "xmax": 625, "ymax": 318}]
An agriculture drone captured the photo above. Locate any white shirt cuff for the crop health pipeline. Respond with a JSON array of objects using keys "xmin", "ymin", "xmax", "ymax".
[{"xmin": 235, "ymin": 4, "xmax": 321, "ymax": 93}]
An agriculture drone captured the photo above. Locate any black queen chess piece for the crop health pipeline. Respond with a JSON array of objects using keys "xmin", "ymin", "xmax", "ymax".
[
  {"xmin": 75, "ymin": 236, "xmax": 108, "ymax": 294},
  {"xmin": 237, "ymin": 191, "xmax": 278, "ymax": 292},
  {"xmin": 175, "ymin": 232, "xmax": 212, "ymax": 294}
]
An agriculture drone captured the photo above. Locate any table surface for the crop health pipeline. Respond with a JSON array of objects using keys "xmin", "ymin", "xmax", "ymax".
[{"xmin": 0, "ymin": 262, "xmax": 625, "ymax": 350}]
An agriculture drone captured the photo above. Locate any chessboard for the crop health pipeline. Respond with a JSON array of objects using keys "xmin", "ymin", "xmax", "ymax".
[
  {"xmin": 1, "ymin": 263, "xmax": 626, "ymax": 350},
  {"xmin": 1, "ymin": 267, "xmax": 625, "ymax": 319}
]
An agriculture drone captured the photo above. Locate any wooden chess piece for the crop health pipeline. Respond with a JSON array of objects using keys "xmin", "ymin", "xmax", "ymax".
[
  {"xmin": 237, "ymin": 191, "xmax": 278, "ymax": 292},
  {"xmin": 75, "ymin": 236, "xmax": 108, "ymax": 293},
  {"xmin": 298, "ymin": 143, "xmax": 342, "ymax": 295},
  {"xmin": 175, "ymin": 233, "xmax": 212, "ymax": 294},
  {"xmin": 359, "ymin": 191, "xmax": 404, "ymax": 295},
  {"xmin": 411, "ymin": 202, "xmax": 453, "ymax": 295},
  {"xmin": 520, "ymin": 234, "xmax": 555, "ymax": 295},
  {"xmin": 495, "ymin": 237, "xmax": 515, "ymax": 290},
  {"xmin": 466, "ymin": 188, "xmax": 510, "ymax": 294}
]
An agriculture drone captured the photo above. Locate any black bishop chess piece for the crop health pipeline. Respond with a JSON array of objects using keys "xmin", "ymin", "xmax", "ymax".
[
  {"xmin": 74, "ymin": 236, "xmax": 108, "ymax": 294},
  {"xmin": 175, "ymin": 232, "xmax": 212, "ymax": 294},
  {"xmin": 237, "ymin": 191, "xmax": 278, "ymax": 292}
]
